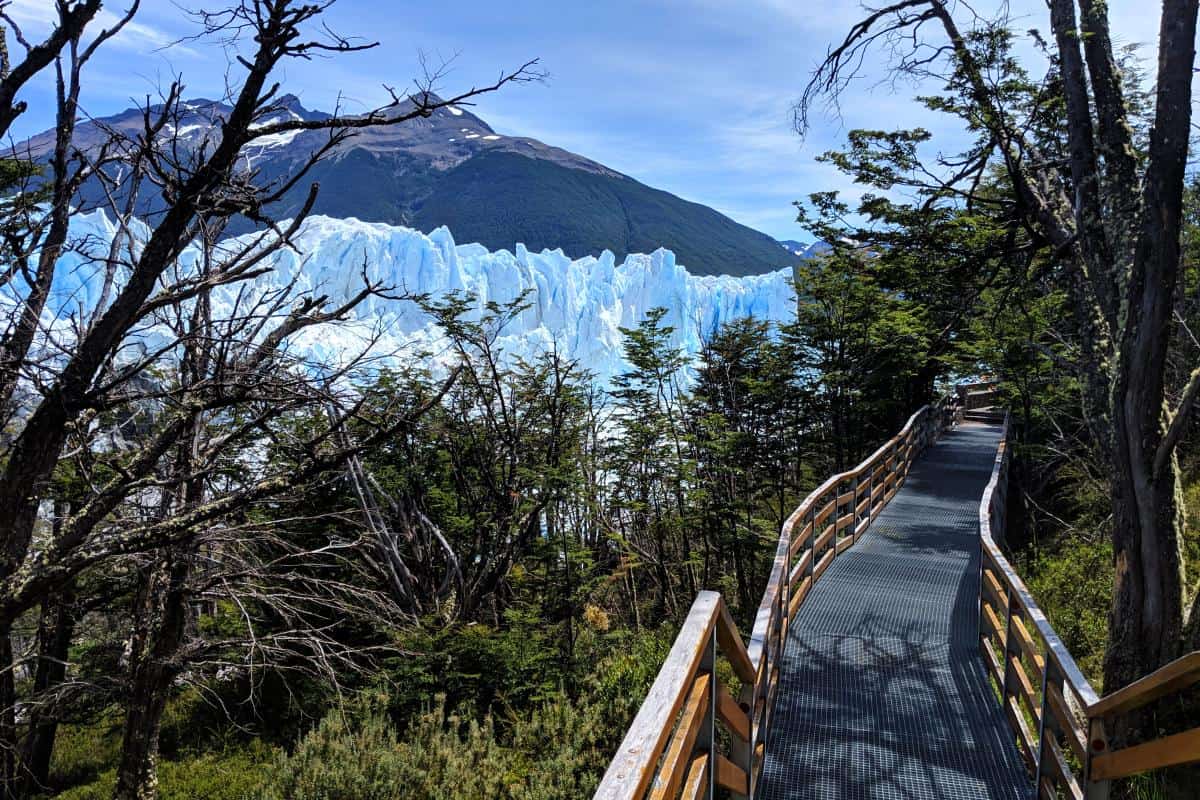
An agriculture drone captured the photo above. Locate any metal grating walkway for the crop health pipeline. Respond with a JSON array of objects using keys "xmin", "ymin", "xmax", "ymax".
[{"xmin": 757, "ymin": 422, "xmax": 1031, "ymax": 800}]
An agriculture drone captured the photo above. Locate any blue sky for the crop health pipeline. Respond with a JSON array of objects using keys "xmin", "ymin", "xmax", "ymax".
[{"xmin": 4, "ymin": 0, "xmax": 1164, "ymax": 241}]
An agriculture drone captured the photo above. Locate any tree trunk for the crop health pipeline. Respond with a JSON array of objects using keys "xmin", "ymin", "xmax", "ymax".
[
  {"xmin": 0, "ymin": 625, "xmax": 15, "ymax": 800},
  {"xmin": 1102, "ymin": 0, "xmax": 1198, "ymax": 734},
  {"xmin": 112, "ymin": 554, "xmax": 190, "ymax": 800},
  {"xmin": 1104, "ymin": 413, "xmax": 1186, "ymax": 737},
  {"xmin": 20, "ymin": 588, "xmax": 77, "ymax": 796}
]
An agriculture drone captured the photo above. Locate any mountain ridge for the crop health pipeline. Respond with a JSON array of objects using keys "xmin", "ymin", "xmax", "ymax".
[{"xmin": 17, "ymin": 94, "xmax": 800, "ymax": 277}]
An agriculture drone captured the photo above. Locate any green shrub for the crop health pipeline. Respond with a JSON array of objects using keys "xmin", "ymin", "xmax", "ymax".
[
  {"xmin": 261, "ymin": 694, "xmax": 522, "ymax": 800},
  {"xmin": 55, "ymin": 744, "xmax": 275, "ymax": 800},
  {"xmin": 262, "ymin": 628, "xmax": 673, "ymax": 800},
  {"xmin": 48, "ymin": 714, "xmax": 123, "ymax": 789},
  {"xmin": 262, "ymin": 695, "xmax": 614, "ymax": 800},
  {"xmin": 1183, "ymin": 476, "xmax": 1200, "ymax": 598},
  {"xmin": 1022, "ymin": 538, "xmax": 1112, "ymax": 684}
]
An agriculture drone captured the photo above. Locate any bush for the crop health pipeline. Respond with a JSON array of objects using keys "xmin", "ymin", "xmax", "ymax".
[
  {"xmin": 55, "ymin": 744, "xmax": 275, "ymax": 800},
  {"xmin": 1022, "ymin": 538, "xmax": 1112, "ymax": 684},
  {"xmin": 1183, "ymin": 476, "xmax": 1200, "ymax": 599},
  {"xmin": 262, "ymin": 628, "xmax": 673, "ymax": 800},
  {"xmin": 262, "ymin": 696, "xmax": 620, "ymax": 800},
  {"xmin": 48, "ymin": 715, "xmax": 123, "ymax": 790}
]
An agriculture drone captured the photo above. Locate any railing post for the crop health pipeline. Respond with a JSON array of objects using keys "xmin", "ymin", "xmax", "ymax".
[
  {"xmin": 807, "ymin": 503, "xmax": 817, "ymax": 581},
  {"xmin": 698, "ymin": 624, "xmax": 717, "ymax": 800},
  {"xmin": 852, "ymin": 471, "xmax": 861, "ymax": 541},
  {"xmin": 976, "ymin": 536, "xmax": 986, "ymax": 645},
  {"xmin": 888, "ymin": 440, "xmax": 897, "ymax": 492},
  {"xmin": 1083, "ymin": 718, "xmax": 1111, "ymax": 800},
  {"xmin": 735, "ymin": 682, "xmax": 754, "ymax": 798},
  {"xmin": 1033, "ymin": 658, "xmax": 1056, "ymax": 799},
  {"xmin": 866, "ymin": 456, "xmax": 876, "ymax": 522},
  {"xmin": 1001, "ymin": 587, "xmax": 1017, "ymax": 704}
]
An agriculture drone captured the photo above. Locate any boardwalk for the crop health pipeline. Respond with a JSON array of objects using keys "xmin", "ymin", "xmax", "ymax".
[{"xmin": 758, "ymin": 422, "xmax": 1031, "ymax": 800}]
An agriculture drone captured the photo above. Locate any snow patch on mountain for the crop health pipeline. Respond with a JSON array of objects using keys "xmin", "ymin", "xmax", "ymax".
[{"xmin": 40, "ymin": 212, "xmax": 798, "ymax": 385}]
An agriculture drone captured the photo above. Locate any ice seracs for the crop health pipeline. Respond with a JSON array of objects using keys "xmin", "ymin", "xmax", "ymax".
[{"xmin": 37, "ymin": 212, "xmax": 798, "ymax": 386}]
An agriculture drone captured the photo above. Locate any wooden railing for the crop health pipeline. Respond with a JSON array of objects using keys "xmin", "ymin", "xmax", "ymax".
[
  {"xmin": 958, "ymin": 379, "xmax": 1000, "ymax": 410},
  {"xmin": 595, "ymin": 397, "xmax": 957, "ymax": 799},
  {"xmin": 978, "ymin": 414, "xmax": 1200, "ymax": 798}
]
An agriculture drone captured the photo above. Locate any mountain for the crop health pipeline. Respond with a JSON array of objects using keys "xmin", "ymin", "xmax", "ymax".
[
  {"xmin": 20, "ymin": 95, "xmax": 799, "ymax": 277},
  {"xmin": 40, "ymin": 211, "xmax": 798, "ymax": 385},
  {"xmin": 778, "ymin": 239, "xmax": 830, "ymax": 260}
]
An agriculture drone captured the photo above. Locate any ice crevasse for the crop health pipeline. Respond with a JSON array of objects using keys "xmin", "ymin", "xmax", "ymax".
[{"xmin": 45, "ymin": 211, "xmax": 799, "ymax": 385}]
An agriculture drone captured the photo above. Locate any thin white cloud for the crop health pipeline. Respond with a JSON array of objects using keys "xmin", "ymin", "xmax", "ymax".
[{"xmin": 3, "ymin": 1, "xmax": 193, "ymax": 56}]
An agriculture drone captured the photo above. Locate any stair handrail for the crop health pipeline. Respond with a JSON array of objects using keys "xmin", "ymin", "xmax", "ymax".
[
  {"xmin": 595, "ymin": 395, "xmax": 957, "ymax": 799},
  {"xmin": 977, "ymin": 413, "xmax": 1200, "ymax": 796}
]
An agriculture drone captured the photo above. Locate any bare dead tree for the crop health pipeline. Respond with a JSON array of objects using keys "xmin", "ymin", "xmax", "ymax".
[{"xmin": 0, "ymin": 1, "xmax": 541, "ymax": 796}]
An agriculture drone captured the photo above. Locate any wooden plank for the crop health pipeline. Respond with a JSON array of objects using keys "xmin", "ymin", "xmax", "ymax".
[
  {"xmin": 836, "ymin": 535, "xmax": 854, "ymax": 554},
  {"xmin": 647, "ymin": 673, "xmax": 711, "ymax": 800},
  {"xmin": 594, "ymin": 593, "xmax": 718, "ymax": 799},
  {"xmin": 679, "ymin": 754, "xmax": 709, "ymax": 800},
  {"xmin": 981, "ymin": 637, "xmax": 1004, "ymax": 687},
  {"xmin": 789, "ymin": 522, "xmax": 813, "ymax": 556},
  {"xmin": 788, "ymin": 550, "xmax": 811, "ymax": 588},
  {"xmin": 1043, "ymin": 736, "xmax": 1084, "ymax": 800},
  {"xmin": 983, "ymin": 602, "xmax": 1007, "ymax": 649},
  {"xmin": 855, "ymin": 495, "xmax": 871, "ymax": 517},
  {"xmin": 813, "ymin": 498, "xmax": 837, "ymax": 528},
  {"xmin": 1046, "ymin": 682, "xmax": 1086, "ymax": 762},
  {"xmin": 1089, "ymin": 725, "xmax": 1200, "ymax": 781},
  {"xmin": 1010, "ymin": 615, "xmax": 1046, "ymax": 673},
  {"xmin": 1008, "ymin": 653, "xmax": 1041, "ymax": 724},
  {"xmin": 835, "ymin": 512, "xmax": 855, "ymax": 532},
  {"xmin": 788, "ymin": 576, "xmax": 811, "ymax": 619},
  {"xmin": 981, "ymin": 542, "xmax": 1003, "ymax": 571},
  {"xmin": 813, "ymin": 524, "xmax": 835, "ymax": 554},
  {"xmin": 983, "ymin": 568, "xmax": 1006, "ymax": 611},
  {"xmin": 853, "ymin": 517, "xmax": 870, "ymax": 539},
  {"xmin": 716, "ymin": 682, "xmax": 750, "ymax": 742},
  {"xmin": 813, "ymin": 549, "xmax": 835, "ymax": 581},
  {"xmin": 1088, "ymin": 651, "xmax": 1200, "ymax": 718},
  {"xmin": 1005, "ymin": 696, "xmax": 1037, "ymax": 770},
  {"xmin": 837, "ymin": 490, "xmax": 856, "ymax": 506},
  {"xmin": 714, "ymin": 753, "xmax": 749, "ymax": 796},
  {"xmin": 746, "ymin": 535, "xmax": 788, "ymax": 670},
  {"xmin": 982, "ymin": 578, "xmax": 1006, "ymax": 618},
  {"xmin": 870, "ymin": 497, "xmax": 885, "ymax": 520},
  {"xmin": 715, "ymin": 601, "xmax": 756, "ymax": 685}
]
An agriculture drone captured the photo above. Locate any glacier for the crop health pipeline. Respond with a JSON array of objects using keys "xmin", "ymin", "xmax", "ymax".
[{"xmin": 37, "ymin": 211, "xmax": 798, "ymax": 386}]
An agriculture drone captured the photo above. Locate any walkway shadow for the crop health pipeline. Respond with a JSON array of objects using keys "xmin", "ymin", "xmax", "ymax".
[{"xmin": 758, "ymin": 423, "xmax": 1028, "ymax": 800}]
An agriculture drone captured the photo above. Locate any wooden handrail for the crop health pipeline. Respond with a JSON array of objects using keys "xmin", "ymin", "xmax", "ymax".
[
  {"xmin": 595, "ymin": 591, "xmax": 753, "ymax": 799},
  {"xmin": 977, "ymin": 413, "xmax": 1200, "ymax": 795},
  {"xmin": 597, "ymin": 395, "xmax": 957, "ymax": 799},
  {"xmin": 1086, "ymin": 651, "xmax": 1200, "ymax": 718}
]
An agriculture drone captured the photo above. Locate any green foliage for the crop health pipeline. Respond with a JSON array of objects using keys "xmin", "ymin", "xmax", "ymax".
[
  {"xmin": 1184, "ymin": 477, "xmax": 1200, "ymax": 600},
  {"xmin": 46, "ymin": 715, "xmax": 123, "ymax": 790},
  {"xmin": 387, "ymin": 618, "xmax": 564, "ymax": 721},
  {"xmin": 262, "ymin": 627, "xmax": 671, "ymax": 800},
  {"xmin": 262, "ymin": 697, "xmax": 610, "ymax": 800},
  {"xmin": 53, "ymin": 745, "xmax": 275, "ymax": 800},
  {"xmin": 1021, "ymin": 538, "xmax": 1112, "ymax": 683}
]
